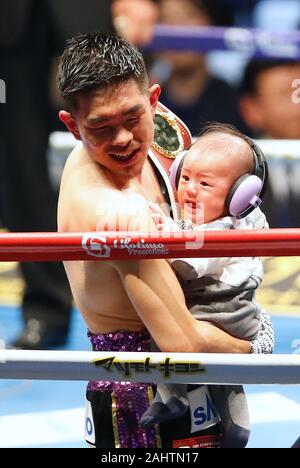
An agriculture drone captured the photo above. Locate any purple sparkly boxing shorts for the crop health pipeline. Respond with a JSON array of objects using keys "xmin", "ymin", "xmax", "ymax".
[
  {"xmin": 85, "ymin": 329, "xmax": 161, "ymax": 448},
  {"xmin": 85, "ymin": 329, "xmax": 222, "ymax": 448}
]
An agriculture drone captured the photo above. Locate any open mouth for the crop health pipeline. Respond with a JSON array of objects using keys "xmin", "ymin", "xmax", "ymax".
[
  {"xmin": 184, "ymin": 201, "xmax": 201, "ymax": 211},
  {"xmin": 110, "ymin": 149, "xmax": 138, "ymax": 164}
]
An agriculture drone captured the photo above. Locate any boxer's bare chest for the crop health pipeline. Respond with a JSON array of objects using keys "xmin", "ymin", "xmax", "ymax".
[
  {"xmin": 129, "ymin": 158, "xmax": 169, "ymax": 209},
  {"xmin": 62, "ymin": 152, "xmax": 172, "ymax": 333}
]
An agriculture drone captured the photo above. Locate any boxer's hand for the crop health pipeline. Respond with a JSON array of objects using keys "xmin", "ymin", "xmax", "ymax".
[{"xmin": 112, "ymin": 0, "xmax": 159, "ymax": 46}]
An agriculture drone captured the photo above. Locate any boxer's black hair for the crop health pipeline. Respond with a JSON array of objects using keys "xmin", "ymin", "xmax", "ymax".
[{"xmin": 58, "ymin": 32, "xmax": 148, "ymax": 111}]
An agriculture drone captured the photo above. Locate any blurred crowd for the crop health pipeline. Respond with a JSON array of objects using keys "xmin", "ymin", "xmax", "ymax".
[{"xmin": 0, "ymin": 0, "xmax": 299, "ymax": 349}]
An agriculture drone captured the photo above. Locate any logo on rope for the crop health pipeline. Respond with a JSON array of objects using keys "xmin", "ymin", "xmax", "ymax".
[
  {"xmin": 256, "ymin": 31, "xmax": 298, "ymax": 58},
  {"xmin": 82, "ymin": 235, "xmax": 111, "ymax": 258},
  {"xmin": 224, "ymin": 28, "xmax": 299, "ymax": 58},
  {"xmin": 93, "ymin": 356, "xmax": 206, "ymax": 378},
  {"xmin": 113, "ymin": 237, "xmax": 168, "ymax": 256},
  {"xmin": 82, "ymin": 235, "xmax": 169, "ymax": 257},
  {"xmin": 224, "ymin": 28, "xmax": 255, "ymax": 54}
]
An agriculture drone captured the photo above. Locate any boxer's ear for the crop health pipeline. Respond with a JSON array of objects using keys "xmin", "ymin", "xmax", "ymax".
[
  {"xmin": 149, "ymin": 84, "xmax": 161, "ymax": 117},
  {"xmin": 59, "ymin": 110, "xmax": 81, "ymax": 140}
]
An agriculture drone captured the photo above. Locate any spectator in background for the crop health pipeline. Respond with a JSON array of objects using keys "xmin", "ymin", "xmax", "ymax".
[
  {"xmin": 239, "ymin": 59, "xmax": 300, "ymax": 227},
  {"xmin": 150, "ymin": 0, "xmax": 248, "ymax": 136},
  {"xmin": 0, "ymin": 0, "xmax": 159, "ymax": 350}
]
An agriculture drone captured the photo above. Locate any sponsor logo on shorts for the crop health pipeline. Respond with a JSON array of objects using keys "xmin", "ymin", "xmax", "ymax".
[
  {"xmin": 172, "ymin": 434, "xmax": 222, "ymax": 449},
  {"xmin": 85, "ymin": 401, "xmax": 95, "ymax": 445},
  {"xmin": 188, "ymin": 386, "xmax": 221, "ymax": 434}
]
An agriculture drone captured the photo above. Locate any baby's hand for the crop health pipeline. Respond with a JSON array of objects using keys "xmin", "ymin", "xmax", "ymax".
[
  {"xmin": 149, "ymin": 203, "xmax": 180, "ymax": 232},
  {"xmin": 149, "ymin": 203, "xmax": 166, "ymax": 230}
]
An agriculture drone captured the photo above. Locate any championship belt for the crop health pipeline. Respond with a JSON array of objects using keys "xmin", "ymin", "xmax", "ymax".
[
  {"xmin": 150, "ymin": 101, "xmax": 192, "ymax": 175},
  {"xmin": 148, "ymin": 102, "xmax": 192, "ymax": 221}
]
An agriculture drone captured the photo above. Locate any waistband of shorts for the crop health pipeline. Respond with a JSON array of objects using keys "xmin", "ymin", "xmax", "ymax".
[
  {"xmin": 87, "ymin": 328, "xmax": 153, "ymax": 394},
  {"xmin": 87, "ymin": 328, "xmax": 151, "ymax": 352}
]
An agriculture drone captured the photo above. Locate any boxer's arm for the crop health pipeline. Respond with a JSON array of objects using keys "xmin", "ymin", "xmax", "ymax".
[
  {"xmin": 71, "ymin": 187, "xmax": 250, "ymax": 354},
  {"xmin": 101, "ymin": 191, "xmax": 250, "ymax": 354},
  {"xmin": 117, "ymin": 258, "xmax": 251, "ymax": 354}
]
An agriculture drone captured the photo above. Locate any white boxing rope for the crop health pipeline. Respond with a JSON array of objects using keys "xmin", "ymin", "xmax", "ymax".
[
  {"xmin": 0, "ymin": 350, "xmax": 300, "ymax": 385},
  {"xmin": 49, "ymin": 133, "xmax": 300, "ymax": 161},
  {"xmin": 49, "ymin": 131, "xmax": 77, "ymax": 151},
  {"xmin": 255, "ymin": 140, "xmax": 300, "ymax": 161}
]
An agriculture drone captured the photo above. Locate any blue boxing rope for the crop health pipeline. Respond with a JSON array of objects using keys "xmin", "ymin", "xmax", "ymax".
[{"xmin": 144, "ymin": 24, "xmax": 300, "ymax": 60}]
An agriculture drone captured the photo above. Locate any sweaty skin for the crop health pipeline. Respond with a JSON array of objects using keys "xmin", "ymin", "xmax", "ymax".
[
  {"xmin": 58, "ymin": 80, "xmax": 250, "ymax": 354},
  {"xmin": 58, "ymin": 80, "xmax": 180, "ymax": 335},
  {"xmin": 58, "ymin": 145, "xmax": 176, "ymax": 334}
]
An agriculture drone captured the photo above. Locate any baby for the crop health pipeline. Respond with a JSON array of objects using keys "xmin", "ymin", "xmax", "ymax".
[{"xmin": 141, "ymin": 123, "xmax": 274, "ymax": 448}]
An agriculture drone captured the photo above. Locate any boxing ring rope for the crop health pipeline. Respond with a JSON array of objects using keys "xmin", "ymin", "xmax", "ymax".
[
  {"xmin": 0, "ymin": 229, "xmax": 300, "ymax": 384},
  {"xmin": 0, "ymin": 211, "xmax": 299, "ymax": 380},
  {"xmin": 0, "ymin": 350, "xmax": 300, "ymax": 384},
  {"xmin": 1, "ymin": 229, "xmax": 300, "ymax": 262},
  {"xmin": 145, "ymin": 25, "xmax": 300, "ymax": 59},
  {"xmin": 50, "ymin": 133, "xmax": 300, "ymax": 160},
  {"xmin": 2, "ymin": 27, "xmax": 300, "ymax": 388}
]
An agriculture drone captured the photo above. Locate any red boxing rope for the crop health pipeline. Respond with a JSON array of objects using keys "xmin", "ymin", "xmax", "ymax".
[{"xmin": 0, "ymin": 229, "xmax": 300, "ymax": 262}]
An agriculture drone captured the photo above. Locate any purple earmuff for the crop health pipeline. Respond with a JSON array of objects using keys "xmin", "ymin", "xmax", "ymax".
[
  {"xmin": 226, "ymin": 174, "xmax": 263, "ymax": 218},
  {"xmin": 169, "ymin": 137, "xmax": 267, "ymax": 219}
]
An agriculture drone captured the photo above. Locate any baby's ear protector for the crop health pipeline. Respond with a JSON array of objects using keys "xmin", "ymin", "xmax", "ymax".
[{"xmin": 169, "ymin": 137, "xmax": 268, "ymax": 219}]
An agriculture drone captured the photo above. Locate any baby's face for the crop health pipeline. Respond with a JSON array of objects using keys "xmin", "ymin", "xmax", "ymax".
[{"xmin": 177, "ymin": 138, "xmax": 250, "ymax": 224}]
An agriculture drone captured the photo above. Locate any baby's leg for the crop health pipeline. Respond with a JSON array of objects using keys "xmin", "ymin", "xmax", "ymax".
[
  {"xmin": 209, "ymin": 385, "xmax": 250, "ymax": 448},
  {"xmin": 140, "ymin": 383, "xmax": 189, "ymax": 427}
]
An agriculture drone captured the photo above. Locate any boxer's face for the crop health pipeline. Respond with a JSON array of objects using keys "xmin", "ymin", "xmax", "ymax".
[{"xmin": 61, "ymin": 80, "xmax": 161, "ymax": 182}]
